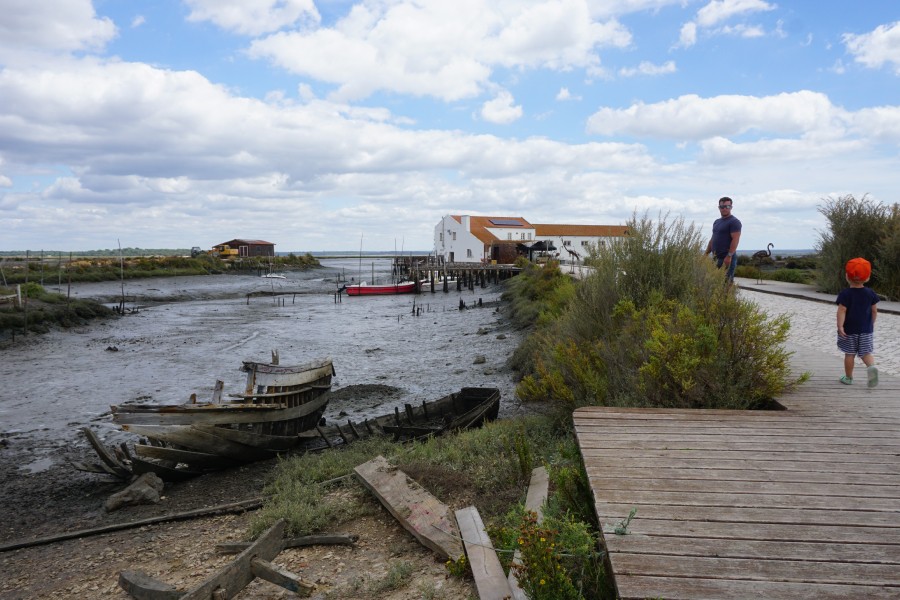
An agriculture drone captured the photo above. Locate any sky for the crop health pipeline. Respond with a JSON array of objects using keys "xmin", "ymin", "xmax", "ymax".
[{"xmin": 1, "ymin": 1, "xmax": 899, "ymax": 253}]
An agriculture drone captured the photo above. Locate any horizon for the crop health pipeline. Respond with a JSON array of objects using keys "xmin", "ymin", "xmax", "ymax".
[{"xmin": 3, "ymin": 2, "xmax": 899, "ymax": 252}]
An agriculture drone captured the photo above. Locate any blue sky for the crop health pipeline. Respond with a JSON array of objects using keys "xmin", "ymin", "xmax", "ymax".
[{"xmin": 1, "ymin": 0, "xmax": 899, "ymax": 253}]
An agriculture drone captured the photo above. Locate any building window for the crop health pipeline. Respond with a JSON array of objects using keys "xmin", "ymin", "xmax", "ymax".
[
  {"xmin": 581, "ymin": 240, "xmax": 589, "ymax": 247},
  {"xmin": 452, "ymin": 232, "xmax": 456, "ymax": 241},
  {"xmin": 507, "ymin": 233, "xmax": 512, "ymax": 240},
  {"xmin": 528, "ymin": 232, "xmax": 532, "ymax": 240},
  {"xmin": 467, "ymin": 249, "xmax": 473, "ymax": 258},
  {"xmin": 563, "ymin": 240, "xmax": 571, "ymax": 246},
  {"xmin": 439, "ymin": 233, "xmax": 443, "ymax": 242}
]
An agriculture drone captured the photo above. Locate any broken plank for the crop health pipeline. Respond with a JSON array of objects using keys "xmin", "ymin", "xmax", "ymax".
[
  {"xmin": 216, "ymin": 534, "xmax": 359, "ymax": 554},
  {"xmin": 117, "ymin": 570, "xmax": 182, "ymax": 600},
  {"xmin": 354, "ymin": 455, "xmax": 463, "ymax": 561},
  {"xmin": 178, "ymin": 519, "xmax": 288, "ymax": 600},
  {"xmin": 81, "ymin": 427, "xmax": 130, "ymax": 478},
  {"xmin": 455, "ymin": 506, "xmax": 514, "ymax": 600},
  {"xmin": 250, "ymin": 557, "xmax": 315, "ymax": 596}
]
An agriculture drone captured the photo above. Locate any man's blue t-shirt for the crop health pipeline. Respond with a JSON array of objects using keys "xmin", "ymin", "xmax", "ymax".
[
  {"xmin": 711, "ymin": 215, "xmax": 742, "ymax": 258},
  {"xmin": 836, "ymin": 286, "xmax": 879, "ymax": 334}
]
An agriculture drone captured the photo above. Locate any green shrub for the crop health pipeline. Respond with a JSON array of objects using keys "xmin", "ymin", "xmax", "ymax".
[
  {"xmin": 816, "ymin": 194, "xmax": 900, "ymax": 298},
  {"xmin": 515, "ymin": 211, "xmax": 801, "ymax": 413}
]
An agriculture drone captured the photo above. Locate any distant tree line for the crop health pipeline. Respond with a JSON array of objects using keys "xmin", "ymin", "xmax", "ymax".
[{"xmin": 0, "ymin": 248, "xmax": 191, "ymax": 258}]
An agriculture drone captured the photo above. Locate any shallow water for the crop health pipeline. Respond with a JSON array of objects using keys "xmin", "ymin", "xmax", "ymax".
[{"xmin": 0, "ymin": 258, "xmax": 525, "ymax": 470}]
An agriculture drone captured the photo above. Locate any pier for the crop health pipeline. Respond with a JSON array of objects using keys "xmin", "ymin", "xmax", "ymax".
[
  {"xmin": 394, "ymin": 255, "xmax": 521, "ymax": 293},
  {"xmin": 574, "ymin": 342, "xmax": 900, "ymax": 599}
]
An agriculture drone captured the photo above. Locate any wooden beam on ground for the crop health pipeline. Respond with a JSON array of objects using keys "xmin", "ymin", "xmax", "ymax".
[
  {"xmin": 249, "ymin": 557, "xmax": 315, "ymax": 596},
  {"xmin": 507, "ymin": 466, "xmax": 549, "ymax": 600},
  {"xmin": 354, "ymin": 455, "xmax": 463, "ymax": 561},
  {"xmin": 455, "ymin": 506, "xmax": 514, "ymax": 600}
]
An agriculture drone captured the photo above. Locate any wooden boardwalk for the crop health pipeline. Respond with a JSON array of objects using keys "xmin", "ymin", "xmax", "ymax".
[{"xmin": 573, "ymin": 342, "xmax": 900, "ymax": 599}]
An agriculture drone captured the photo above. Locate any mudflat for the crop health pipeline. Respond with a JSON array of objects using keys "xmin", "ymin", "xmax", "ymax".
[{"xmin": 0, "ymin": 266, "xmax": 520, "ymax": 599}]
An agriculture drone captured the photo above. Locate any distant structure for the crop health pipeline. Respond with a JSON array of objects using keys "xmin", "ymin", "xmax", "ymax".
[
  {"xmin": 433, "ymin": 216, "xmax": 629, "ymax": 264},
  {"xmin": 212, "ymin": 239, "xmax": 275, "ymax": 258}
]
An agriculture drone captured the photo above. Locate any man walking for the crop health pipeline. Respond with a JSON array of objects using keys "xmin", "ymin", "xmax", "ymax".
[{"xmin": 705, "ymin": 196, "xmax": 742, "ymax": 282}]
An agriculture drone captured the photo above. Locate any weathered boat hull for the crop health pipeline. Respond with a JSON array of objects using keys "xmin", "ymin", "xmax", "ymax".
[
  {"xmin": 102, "ymin": 357, "xmax": 335, "ymax": 477},
  {"xmin": 304, "ymin": 387, "xmax": 501, "ymax": 450}
]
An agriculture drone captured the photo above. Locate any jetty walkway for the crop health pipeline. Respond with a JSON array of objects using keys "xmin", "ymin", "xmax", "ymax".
[{"xmin": 575, "ymin": 278, "xmax": 900, "ymax": 599}]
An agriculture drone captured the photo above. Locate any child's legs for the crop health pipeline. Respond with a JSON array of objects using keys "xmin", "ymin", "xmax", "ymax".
[
  {"xmin": 844, "ymin": 353, "xmax": 856, "ymax": 377},
  {"xmin": 858, "ymin": 332, "xmax": 875, "ymax": 367}
]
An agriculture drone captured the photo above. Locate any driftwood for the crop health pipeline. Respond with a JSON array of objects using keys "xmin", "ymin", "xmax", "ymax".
[
  {"xmin": 0, "ymin": 498, "xmax": 262, "ymax": 553},
  {"xmin": 216, "ymin": 533, "xmax": 359, "ymax": 554},
  {"xmin": 354, "ymin": 455, "xmax": 463, "ymax": 561},
  {"xmin": 118, "ymin": 519, "xmax": 317, "ymax": 600},
  {"xmin": 456, "ymin": 506, "xmax": 514, "ymax": 600}
]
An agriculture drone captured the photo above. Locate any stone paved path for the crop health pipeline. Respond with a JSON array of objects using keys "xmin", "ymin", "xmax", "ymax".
[{"xmin": 738, "ymin": 288, "xmax": 900, "ymax": 378}]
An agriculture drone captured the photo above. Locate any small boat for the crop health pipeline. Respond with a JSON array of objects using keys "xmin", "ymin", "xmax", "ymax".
[
  {"xmin": 261, "ymin": 273, "xmax": 286, "ymax": 279},
  {"xmin": 343, "ymin": 280, "xmax": 417, "ymax": 296},
  {"xmin": 300, "ymin": 387, "xmax": 500, "ymax": 450},
  {"xmin": 78, "ymin": 354, "xmax": 335, "ymax": 480}
]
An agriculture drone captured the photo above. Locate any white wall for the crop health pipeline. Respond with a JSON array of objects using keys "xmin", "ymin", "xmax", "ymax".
[{"xmin": 433, "ymin": 215, "xmax": 485, "ymax": 263}]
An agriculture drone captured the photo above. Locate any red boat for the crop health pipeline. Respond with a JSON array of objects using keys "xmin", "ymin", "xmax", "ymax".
[{"xmin": 344, "ymin": 280, "xmax": 417, "ymax": 296}]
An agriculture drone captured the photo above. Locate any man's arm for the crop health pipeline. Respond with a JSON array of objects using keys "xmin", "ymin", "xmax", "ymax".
[{"xmin": 723, "ymin": 231, "xmax": 741, "ymax": 264}]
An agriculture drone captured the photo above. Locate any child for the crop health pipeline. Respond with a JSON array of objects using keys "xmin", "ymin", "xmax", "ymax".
[{"xmin": 836, "ymin": 257, "xmax": 879, "ymax": 387}]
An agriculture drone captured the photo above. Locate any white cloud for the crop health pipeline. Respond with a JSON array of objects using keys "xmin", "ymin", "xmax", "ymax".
[
  {"xmin": 185, "ymin": 0, "xmax": 320, "ymax": 36},
  {"xmin": 131, "ymin": 15, "xmax": 146, "ymax": 28},
  {"xmin": 678, "ymin": 22, "xmax": 697, "ymax": 48},
  {"xmin": 481, "ymin": 90, "xmax": 523, "ymax": 124},
  {"xmin": 843, "ymin": 21, "xmax": 900, "ymax": 75},
  {"xmin": 247, "ymin": 0, "xmax": 632, "ymax": 102},
  {"xmin": 0, "ymin": 0, "xmax": 116, "ymax": 62},
  {"xmin": 587, "ymin": 91, "xmax": 848, "ymax": 140},
  {"xmin": 556, "ymin": 87, "xmax": 581, "ymax": 101},
  {"xmin": 696, "ymin": 0, "xmax": 776, "ymax": 28},
  {"xmin": 677, "ymin": 0, "xmax": 775, "ymax": 48},
  {"xmin": 619, "ymin": 60, "xmax": 676, "ymax": 77}
]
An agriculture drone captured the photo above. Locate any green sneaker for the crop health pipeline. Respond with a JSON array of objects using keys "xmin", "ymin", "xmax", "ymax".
[
  {"xmin": 840, "ymin": 375, "xmax": 853, "ymax": 385},
  {"xmin": 867, "ymin": 366, "xmax": 879, "ymax": 388}
]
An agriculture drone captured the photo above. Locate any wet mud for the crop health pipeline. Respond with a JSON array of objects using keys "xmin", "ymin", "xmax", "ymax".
[{"xmin": 0, "ymin": 258, "xmax": 526, "ymax": 545}]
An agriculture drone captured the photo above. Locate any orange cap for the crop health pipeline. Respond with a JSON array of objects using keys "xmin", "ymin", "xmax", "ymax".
[{"xmin": 845, "ymin": 257, "xmax": 871, "ymax": 282}]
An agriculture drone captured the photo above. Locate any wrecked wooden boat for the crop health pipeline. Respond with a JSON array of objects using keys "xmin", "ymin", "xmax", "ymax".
[
  {"xmin": 301, "ymin": 386, "xmax": 501, "ymax": 450},
  {"xmin": 77, "ymin": 354, "xmax": 335, "ymax": 480}
]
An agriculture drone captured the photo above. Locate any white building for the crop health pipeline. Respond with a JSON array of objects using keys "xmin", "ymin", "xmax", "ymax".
[
  {"xmin": 434, "ymin": 215, "xmax": 535, "ymax": 263},
  {"xmin": 532, "ymin": 224, "xmax": 630, "ymax": 261},
  {"xmin": 433, "ymin": 215, "xmax": 629, "ymax": 264}
]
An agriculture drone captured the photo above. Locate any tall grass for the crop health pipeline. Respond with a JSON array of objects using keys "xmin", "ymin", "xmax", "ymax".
[{"xmin": 515, "ymin": 211, "xmax": 802, "ymax": 416}]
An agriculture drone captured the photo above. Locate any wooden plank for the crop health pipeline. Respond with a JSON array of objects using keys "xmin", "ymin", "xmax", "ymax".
[
  {"xmin": 455, "ymin": 506, "xmax": 514, "ymax": 600},
  {"xmin": 573, "ymin": 348, "xmax": 900, "ymax": 600},
  {"xmin": 586, "ymin": 475, "xmax": 900, "ymax": 498},
  {"xmin": 117, "ymin": 570, "xmax": 182, "ymax": 600},
  {"xmin": 249, "ymin": 557, "xmax": 315, "ymax": 596},
  {"xmin": 584, "ymin": 488, "xmax": 898, "ymax": 511},
  {"xmin": 613, "ymin": 575, "xmax": 900, "ymax": 600},
  {"xmin": 603, "ymin": 534, "xmax": 900, "ymax": 564},
  {"xmin": 179, "ymin": 519, "xmax": 287, "ymax": 599},
  {"xmin": 354, "ymin": 455, "xmax": 463, "ymax": 561},
  {"xmin": 594, "ymin": 501, "xmax": 900, "ymax": 528},
  {"xmin": 599, "ymin": 518, "xmax": 900, "ymax": 544},
  {"xmin": 611, "ymin": 553, "xmax": 900, "ymax": 586}
]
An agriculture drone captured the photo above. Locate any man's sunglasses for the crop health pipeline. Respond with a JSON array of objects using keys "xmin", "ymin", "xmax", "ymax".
[{"xmin": 718, "ymin": 205, "xmax": 732, "ymax": 209}]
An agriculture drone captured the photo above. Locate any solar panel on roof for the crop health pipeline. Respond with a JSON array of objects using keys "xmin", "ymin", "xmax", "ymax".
[{"xmin": 489, "ymin": 219, "xmax": 523, "ymax": 226}]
